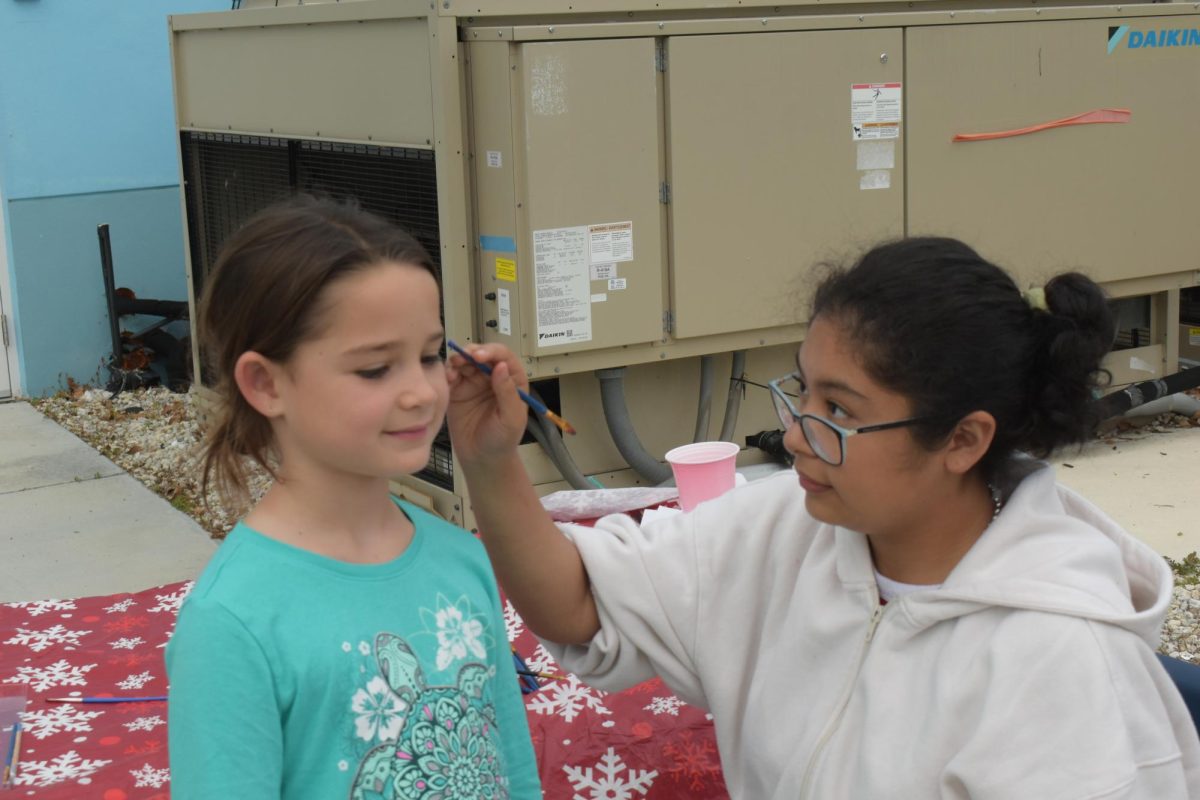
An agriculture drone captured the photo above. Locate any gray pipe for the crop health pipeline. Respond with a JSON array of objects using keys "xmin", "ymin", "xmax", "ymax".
[
  {"xmin": 595, "ymin": 367, "xmax": 673, "ymax": 484},
  {"xmin": 525, "ymin": 389, "xmax": 594, "ymax": 491},
  {"xmin": 719, "ymin": 350, "xmax": 747, "ymax": 442},
  {"xmin": 693, "ymin": 355, "xmax": 716, "ymax": 442},
  {"xmin": 1123, "ymin": 392, "xmax": 1200, "ymax": 419}
]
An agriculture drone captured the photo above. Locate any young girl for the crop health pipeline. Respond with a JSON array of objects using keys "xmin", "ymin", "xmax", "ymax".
[
  {"xmin": 166, "ymin": 196, "xmax": 540, "ymax": 799},
  {"xmin": 448, "ymin": 237, "xmax": 1200, "ymax": 798}
]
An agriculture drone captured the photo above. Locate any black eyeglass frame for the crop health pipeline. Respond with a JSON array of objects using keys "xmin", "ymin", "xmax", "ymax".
[{"xmin": 767, "ymin": 371, "xmax": 940, "ymax": 466}]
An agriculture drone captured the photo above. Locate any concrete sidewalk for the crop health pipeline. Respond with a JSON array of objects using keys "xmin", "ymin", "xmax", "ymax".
[
  {"xmin": 0, "ymin": 397, "xmax": 1196, "ymax": 603},
  {"xmin": 0, "ymin": 400, "xmax": 216, "ymax": 602}
]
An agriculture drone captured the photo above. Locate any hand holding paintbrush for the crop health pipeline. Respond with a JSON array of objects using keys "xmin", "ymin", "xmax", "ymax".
[{"xmin": 447, "ymin": 341, "xmax": 575, "ymax": 435}]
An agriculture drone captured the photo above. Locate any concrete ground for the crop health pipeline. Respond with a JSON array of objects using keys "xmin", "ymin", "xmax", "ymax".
[
  {"xmin": 1053, "ymin": 423, "xmax": 1200, "ymax": 562},
  {"xmin": 0, "ymin": 400, "xmax": 216, "ymax": 602},
  {"xmin": 0, "ymin": 398, "xmax": 1196, "ymax": 602}
]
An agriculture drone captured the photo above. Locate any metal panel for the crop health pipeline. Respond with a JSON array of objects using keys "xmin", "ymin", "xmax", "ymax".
[
  {"xmin": 907, "ymin": 14, "xmax": 1200, "ymax": 288},
  {"xmin": 174, "ymin": 18, "xmax": 433, "ymax": 146},
  {"xmin": 468, "ymin": 42, "xmax": 523, "ymax": 350},
  {"xmin": 514, "ymin": 37, "xmax": 666, "ymax": 357},
  {"xmin": 667, "ymin": 29, "xmax": 905, "ymax": 339}
]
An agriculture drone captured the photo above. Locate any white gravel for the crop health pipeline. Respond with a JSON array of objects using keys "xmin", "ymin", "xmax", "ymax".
[{"xmin": 29, "ymin": 385, "xmax": 1200, "ymax": 661}]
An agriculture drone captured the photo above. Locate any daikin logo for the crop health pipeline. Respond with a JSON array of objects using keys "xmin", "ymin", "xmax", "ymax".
[{"xmin": 1108, "ymin": 24, "xmax": 1200, "ymax": 53}]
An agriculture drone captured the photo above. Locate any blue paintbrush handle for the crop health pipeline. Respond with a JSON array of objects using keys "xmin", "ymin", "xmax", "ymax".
[{"xmin": 447, "ymin": 340, "xmax": 549, "ymax": 416}]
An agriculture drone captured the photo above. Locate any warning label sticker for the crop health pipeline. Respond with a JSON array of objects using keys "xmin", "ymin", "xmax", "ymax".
[{"xmin": 851, "ymin": 83, "xmax": 902, "ymax": 140}]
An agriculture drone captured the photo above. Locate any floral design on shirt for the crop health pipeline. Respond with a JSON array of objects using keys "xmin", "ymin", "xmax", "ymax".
[
  {"xmin": 348, "ymin": 632, "xmax": 508, "ymax": 799},
  {"xmin": 417, "ymin": 594, "xmax": 490, "ymax": 671}
]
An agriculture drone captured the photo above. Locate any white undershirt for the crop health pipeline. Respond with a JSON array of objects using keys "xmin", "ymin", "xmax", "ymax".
[{"xmin": 874, "ymin": 569, "xmax": 940, "ymax": 603}]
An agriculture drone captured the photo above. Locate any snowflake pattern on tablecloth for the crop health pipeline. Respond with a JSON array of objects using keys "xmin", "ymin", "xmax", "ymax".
[
  {"xmin": 527, "ymin": 674, "xmax": 611, "ymax": 723},
  {"xmin": 5, "ymin": 624, "xmax": 91, "ymax": 653},
  {"xmin": 503, "ymin": 599, "xmax": 525, "ymax": 642},
  {"xmin": 524, "ymin": 642, "xmax": 563, "ymax": 676},
  {"xmin": 110, "ymin": 636, "xmax": 145, "ymax": 650},
  {"xmin": 563, "ymin": 747, "xmax": 658, "ymax": 798},
  {"xmin": 130, "ymin": 762, "xmax": 171, "ymax": 788},
  {"xmin": 4, "ymin": 659, "xmax": 96, "ymax": 692},
  {"xmin": 13, "ymin": 750, "xmax": 112, "ymax": 788},
  {"xmin": 116, "ymin": 670, "xmax": 155, "ymax": 690},
  {"xmin": 643, "ymin": 695, "xmax": 684, "ymax": 717},
  {"xmin": 20, "ymin": 704, "xmax": 104, "ymax": 740},
  {"xmin": 662, "ymin": 730, "xmax": 722, "ymax": 791},
  {"xmin": 146, "ymin": 582, "xmax": 193, "ymax": 614},
  {"xmin": 104, "ymin": 598, "xmax": 136, "ymax": 613},
  {"xmin": 123, "ymin": 715, "xmax": 165, "ymax": 733},
  {"xmin": 4, "ymin": 599, "xmax": 76, "ymax": 617}
]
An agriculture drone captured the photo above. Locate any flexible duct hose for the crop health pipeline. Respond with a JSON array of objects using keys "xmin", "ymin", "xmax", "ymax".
[
  {"xmin": 595, "ymin": 367, "xmax": 673, "ymax": 484},
  {"xmin": 525, "ymin": 389, "xmax": 594, "ymax": 491},
  {"xmin": 1093, "ymin": 366, "xmax": 1200, "ymax": 421},
  {"xmin": 718, "ymin": 350, "xmax": 747, "ymax": 442},
  {"xmin": 693, "ymin": 355, "xmax": 715, "ymax": 442}
]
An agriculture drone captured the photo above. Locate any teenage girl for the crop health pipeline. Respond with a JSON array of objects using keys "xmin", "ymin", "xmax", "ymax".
[
  {"xmin": 167, "ymin": 196, "xmax": 540, "ymax": 799},
  {"xmin": 447, "ymin": 236, "xmax": 1200, "ymax": 798}
]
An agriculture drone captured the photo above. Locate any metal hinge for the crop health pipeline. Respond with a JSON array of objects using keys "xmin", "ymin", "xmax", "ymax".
[
  {"xmin": 0, "ymin": 314, "xmax": 8, "ymax": 349},
  {"xmin": 655, "ymin": 43, "xmax": 667, "ymax": 72},
  {"xmin": 660, "ymin": 182, "xmax": 671, "ymax": 204},
  {"xmin": 663, "ymin": 309, "xmax": 674, "ymax": 334}
]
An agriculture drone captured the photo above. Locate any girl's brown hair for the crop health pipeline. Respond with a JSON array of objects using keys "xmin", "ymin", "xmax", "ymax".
[{"xmin": 196, "ymin": 194, "xmax": 437, "ymax": 508}]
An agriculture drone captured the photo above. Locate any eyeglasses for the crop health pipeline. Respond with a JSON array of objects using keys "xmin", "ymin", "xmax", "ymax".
[{"xmin": 767, "ymin": 371, "xmax": 937, "ymax": 466}]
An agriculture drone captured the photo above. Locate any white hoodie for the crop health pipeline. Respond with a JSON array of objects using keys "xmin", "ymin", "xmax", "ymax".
[{"xmin": 546, "ymin": 464, "xmax": 1200, "ymax": 799}]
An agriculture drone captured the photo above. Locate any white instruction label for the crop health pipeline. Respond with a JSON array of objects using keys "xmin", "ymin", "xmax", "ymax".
[
  {"xmin": 851, "ymin": 83, "xmax": 902, "ymax": 140},
  {"xmin": 608, "ymin": 277, "xmax": 627, "ymax": 291},
  {"xmin": 533, "ymin": 226, "xmax": 592, "ymax": 346},
  {"xmin": 588, "ymin": 221, "xmax": 634, "ymax": 264},
  {"xmin": 497, "ymin": 287, "xmax": 511, "ymax": 335},
  {"xmin": 591, "ymin": 262, "xmax": 617, "ymax": 281},
  {"xmin": 486, "ymin": 150, "xmax": 502, "ymax": 168}
]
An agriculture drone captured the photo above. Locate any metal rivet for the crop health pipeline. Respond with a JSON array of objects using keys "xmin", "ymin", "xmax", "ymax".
[
  {"xmin": 761, "ymin": 18, "xmax": 768, "ymax": 24},
  {"xmin": 554, "ymin": 366, "xmax": 560, "ymax": 373},
  {"xmin": 880, "ymin": 53, "xmax": 888, "ymax": 63},
  {"xmin": 658, "ymin": 21, "xmax": 664, "ymax": 28},
  {"xmin": 497, "ymin": 28, "xmax": 502, "ymax": 36},
  {"xmin": 548, "ymin": 25, "xmax": 555, "ymax": 33},
  {"xmin": 858, "ymin": 14, "xmax": 864, "ymax": 21},
  {"xmin": 949, "ymin": 10, "xmax": 955, "ymax": 16}
]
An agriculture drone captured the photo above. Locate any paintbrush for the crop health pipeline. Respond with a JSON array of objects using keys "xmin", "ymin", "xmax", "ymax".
[
  {"xmin": 44, "ymin": 696, "xmax": 167, "ymax": 704},
  {"xmin": 448, "ymin": 340, "xmax": 576, "ymax": 435}
]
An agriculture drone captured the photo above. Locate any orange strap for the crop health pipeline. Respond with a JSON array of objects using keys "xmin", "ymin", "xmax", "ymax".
[{"xmin": 952, "ymin": 108, "xmax": 1131, "ymax": 142}]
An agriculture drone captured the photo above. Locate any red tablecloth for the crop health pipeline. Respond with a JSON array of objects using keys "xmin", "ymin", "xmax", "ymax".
[{"xmin": 2, "ymin": 577, "xmax": 728, "ymax": 798}]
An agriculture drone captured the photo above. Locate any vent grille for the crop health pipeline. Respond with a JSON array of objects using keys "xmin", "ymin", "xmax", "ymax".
[{"xmin": 180, "ymin": 132, "xmax": 452, "ymax": 489}]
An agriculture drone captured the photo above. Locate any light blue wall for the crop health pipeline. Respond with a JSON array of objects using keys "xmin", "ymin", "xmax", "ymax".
[
  {"xmin": 7, "ymin": 188, "xmax": 188, "ymax": 395},
  {"xmin": 0, "ymin": 0, "xmax": 227, "ymax": 395}
]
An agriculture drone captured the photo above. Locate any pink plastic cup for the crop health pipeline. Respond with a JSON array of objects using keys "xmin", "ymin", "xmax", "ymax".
[{"xmin": 664, "ymin": 441, "xmax": 740, "ymax": 512}]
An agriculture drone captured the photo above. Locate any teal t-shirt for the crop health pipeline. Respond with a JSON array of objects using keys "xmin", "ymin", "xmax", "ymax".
[{"xmin": 166, "ymin": 500, "xmax": 541, "ymax": 799}]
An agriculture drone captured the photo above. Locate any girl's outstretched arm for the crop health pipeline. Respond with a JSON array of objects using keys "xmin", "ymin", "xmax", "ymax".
[{"xmin": 447, "ymin": 343, "xmax": 600, "ymax": 644}]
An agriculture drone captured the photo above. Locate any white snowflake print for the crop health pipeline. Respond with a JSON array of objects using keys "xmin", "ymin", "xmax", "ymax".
[
  {"xmin": 109, "ymin": 637, "xmax": 145, "ymax": 650},
  {"xmin": 117, "ymin": 671, "xmax": 155, "ymax": 690},
  {"xmin": 5, "ymin": 624, "xmax": 91, "ymax": 653},
  {"xmin": 5, "ymin": 599, "xmax": 76, "ymax": 617},
  {"xmin": 526, "ymin": 642, "xmax": 563, "ymax": 676},
  {"xmin": 104, "ymin": 598, "xmax": 136, "ymax": 614},
  {"xmin": 13, "ymin": 750, "xmax": 112, "ymax": 788},
  {"xmin": 358, "ymin": 641, "xmax": 370, "ymax": 656},
  {"xmin": 130, "ymin": 762, "xmax": 171, "ymax": 788},
  {"xmin": 19, "ymin": 704, "xmax": 104, "ymax": 740},
  {"xmin": 527, "ymin": 674, "xmax": 611, "ymax": 723},
  {"xmin": 4, "ymin": 660, "xmax": 96, "ymax": 692},
  {"xmin": 124, "ymin": 715, "xmax": 165, "ymax": 733},
  {"xmin": 563, "ymin": 747, "xmax": 658, "ymax": 799},
  {"xmin": 503, "ymin": 599, "xmax": 525, "ymax": 642},
  {"xmin": 147, "ymin": 582, "xmax": 193, "ymax": 614},
  {"xmin": 643, "ymin": 695, "xmax": 684, "ymax": 716},
  {"xmin": 419, "ymin": 594, "xmax": 488, "ymax": 671},
  {"xmin": 351, "ymin": 675, "xmax": 407, "ymax": 742}
]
